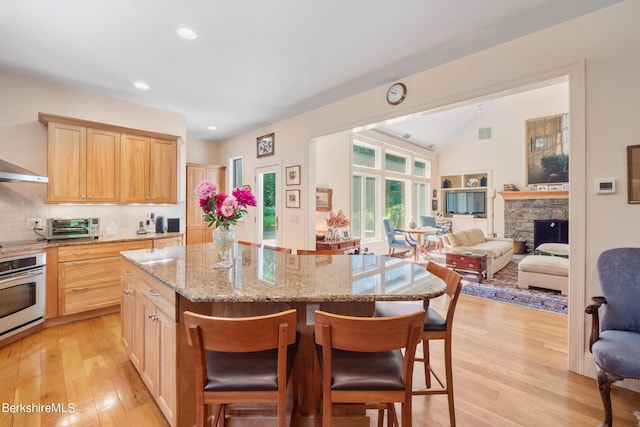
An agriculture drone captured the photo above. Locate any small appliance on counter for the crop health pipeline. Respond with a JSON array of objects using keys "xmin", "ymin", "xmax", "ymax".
[
  {"xmin": 167, "ymin": 218, "xmax": 180, "ymax": 233},
  {"xmin": 155, "ymin": 216, "xmax": 165, "ymax": 233},
  {"xmin": 46, "ymin": 217, "xmax": 100, "ymax": 240},
  {"xmin": 136, "ymin": 221, "xmax": 147, "ymax": 235}
]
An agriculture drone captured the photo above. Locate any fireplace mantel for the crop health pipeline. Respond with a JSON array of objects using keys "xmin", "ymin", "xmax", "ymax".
[{"xmin": 499, "ymin": 190, "xmax": 569, "ymax": 200}]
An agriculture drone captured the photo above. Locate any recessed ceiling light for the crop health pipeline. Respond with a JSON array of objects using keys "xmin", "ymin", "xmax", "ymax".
[
  {"xmin": 133, "ymin": 81, "xmax": 150, "ymax": 90},
  {"xmin": 207, "ymin": 126, "xmax": 217, "ymax": 130},
  {"xmin": 177, "ymin": 27, "xmax": 197, "ymax": 40}
]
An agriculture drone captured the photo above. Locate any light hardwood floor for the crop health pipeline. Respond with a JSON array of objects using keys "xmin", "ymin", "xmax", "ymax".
[{"xmin": 1, "ymin": 296, "xmax": 639, "ymax": 426}]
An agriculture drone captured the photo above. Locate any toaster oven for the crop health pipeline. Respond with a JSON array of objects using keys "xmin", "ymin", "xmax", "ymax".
[{"xmin": 46, "ymin": 217, "xmax": 100, "ymax": 240}]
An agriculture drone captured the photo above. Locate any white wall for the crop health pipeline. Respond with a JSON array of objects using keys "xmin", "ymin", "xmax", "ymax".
[
  {"xmin": 438, "ymin": 82, "xmax": 569, "ymax": 237},
  {"xmin": 216, "ymin": 0, "xmax": 640, "ymax": 377},
  {"xmin": 186, "ymin": 137, "xmax": 220, "ymax": 164},
  {"xmin": 0, "ymin": 72, "xmax": 187, "ymax": 241}
]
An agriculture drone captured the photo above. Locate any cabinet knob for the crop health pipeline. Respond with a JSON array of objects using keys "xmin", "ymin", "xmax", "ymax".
[
  {"xmin": 87, "ymin": 195, "xmax": 92, "ymax": 200},
  {"xmin": 148, "ymin": 314, "xmax": 158, "ymax": 321}
]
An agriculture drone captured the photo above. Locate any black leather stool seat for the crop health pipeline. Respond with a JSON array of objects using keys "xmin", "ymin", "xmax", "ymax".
[
  {"xmin": 205, "ymin": 336, "xmax": 298, "ymax": 392},
  {"xmin": 374, "ymin": 301, "xmax": 446, "ymax": 332},
  {"xmin": 316, "ymin": 347, "xmax": 405, "ymax": 391}
]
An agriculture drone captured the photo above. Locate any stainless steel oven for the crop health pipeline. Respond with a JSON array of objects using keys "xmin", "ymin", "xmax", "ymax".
[{"xmin": 0, "ymin": 252, "xmax": 46, "ymax": 339}]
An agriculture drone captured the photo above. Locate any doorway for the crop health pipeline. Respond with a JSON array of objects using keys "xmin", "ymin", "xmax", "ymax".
[{"xmin": 255, "ymin": 164, "xmax": 282, "ymax": 246}]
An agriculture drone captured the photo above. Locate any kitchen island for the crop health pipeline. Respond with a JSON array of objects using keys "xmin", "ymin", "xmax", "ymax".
[{"xmin": 120, "ymin": 243, "xmax": 446, "ymax": 426}]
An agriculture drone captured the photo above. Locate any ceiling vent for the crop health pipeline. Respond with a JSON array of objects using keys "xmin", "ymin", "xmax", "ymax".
[{"xmin": 478, "ymin": 126, "xmax": 492, "ymax": 140}]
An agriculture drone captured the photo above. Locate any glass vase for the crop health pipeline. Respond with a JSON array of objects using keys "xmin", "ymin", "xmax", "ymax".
[{"xmin": 212, "ymin": 224, "xmax": 235, "ymax": 269}]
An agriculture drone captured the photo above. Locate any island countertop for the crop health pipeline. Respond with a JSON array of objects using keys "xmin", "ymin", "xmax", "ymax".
[{"xmin": 120, "ymin": 243, "xmax": 447, "ymax": 303}]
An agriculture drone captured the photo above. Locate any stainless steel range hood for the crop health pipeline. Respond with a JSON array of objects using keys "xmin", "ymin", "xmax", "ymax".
[{"xmin": 0, "ymin": 159, "xmax": 48, "ymax": 183}]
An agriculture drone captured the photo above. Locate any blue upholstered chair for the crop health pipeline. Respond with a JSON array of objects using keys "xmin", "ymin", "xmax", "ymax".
[
  {"xmin": 585, "ymin": 247, "xmax": 640, "ymax": 427},
  {"xmin": 382, "ymin": 217, "xmax": 418, "ymax": 261},
  {"xmin": 418, "ymin": 215, "xmax": 447, "ymax": 252}
]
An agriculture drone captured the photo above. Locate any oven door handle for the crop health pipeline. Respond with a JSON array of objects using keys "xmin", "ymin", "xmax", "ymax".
[{"xmin": 0, "ymin": 268, "xmax": 45, "ymax": 284}]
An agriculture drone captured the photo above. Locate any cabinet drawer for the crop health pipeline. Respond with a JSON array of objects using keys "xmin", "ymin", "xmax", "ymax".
[
  {"xmin": 59, "ymin": 282, "xmax": 120, "ymax": 315},
  {"xmin": 58, "ymin": 240, "xmax": 152, "ymax": 262},
  {"xmin": 59, "ymin": 256, "xmax": 121, "ymax": 289},
  {"xmin": 450, "ymin": 258, "xmax": 481, "ymax": 268},
  {"xmin": 122, "ymin": 260, "xmax": 176, "ymax": 321}
]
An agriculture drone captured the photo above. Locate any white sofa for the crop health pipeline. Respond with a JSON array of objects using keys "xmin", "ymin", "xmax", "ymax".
[{"xmin": 441, "ymin": 228, "xmax": 514, "ymax": 278}]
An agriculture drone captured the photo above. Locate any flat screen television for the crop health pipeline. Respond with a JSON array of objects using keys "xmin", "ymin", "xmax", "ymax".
[{"xmin": 445, "ymin": 190, "xmax": 486, "ymax": 217}]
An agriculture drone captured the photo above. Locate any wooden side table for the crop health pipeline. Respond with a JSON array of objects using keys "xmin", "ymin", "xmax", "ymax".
[
  {"xmin": 445, "ymin": 252, "xmax": 487, "ymax": 283},
  {"xmin": 316, "ymin": 238, "xmax": 361, "ymax": 252}
]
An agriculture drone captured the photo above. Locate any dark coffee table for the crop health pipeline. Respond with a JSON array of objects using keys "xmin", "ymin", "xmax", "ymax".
[{"xmin": 445, "ymin": 251, "xmax": 487, "ymax": 282}]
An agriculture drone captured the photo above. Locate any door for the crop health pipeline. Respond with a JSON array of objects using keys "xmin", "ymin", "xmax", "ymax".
[{"xmin": 255, "ymin": 165, "xmax": 281, "ymax": 246}]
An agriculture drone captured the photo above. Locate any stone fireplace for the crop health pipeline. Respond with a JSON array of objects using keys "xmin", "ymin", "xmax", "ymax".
[{"xmin": 502, "ymin": 195, "xmax": 569, "ymax": 254}]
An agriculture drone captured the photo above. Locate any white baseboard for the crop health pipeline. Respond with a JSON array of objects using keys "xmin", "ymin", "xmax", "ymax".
[{"xmin": 583, "ymin": 352, "xmax": 640, "ymax": 393}]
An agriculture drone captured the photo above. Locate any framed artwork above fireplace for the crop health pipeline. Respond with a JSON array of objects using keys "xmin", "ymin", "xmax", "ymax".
[{"xmin": 526, "ymin": 114, "xmax": 569, "ymax": 185}]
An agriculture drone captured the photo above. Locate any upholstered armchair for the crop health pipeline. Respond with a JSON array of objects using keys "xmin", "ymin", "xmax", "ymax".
[
  {"xmin": 382, "ymin": 217, "xmax": 418, "ymax": 261},
  {"xmin": 585, "ymin": 247, "xmax": 640, "ymax": 427}
]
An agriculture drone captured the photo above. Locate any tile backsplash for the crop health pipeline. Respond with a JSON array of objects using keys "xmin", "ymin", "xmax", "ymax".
[{"xmin": 0, "ymin": 183, "xmax": 184, "ymax": 243}]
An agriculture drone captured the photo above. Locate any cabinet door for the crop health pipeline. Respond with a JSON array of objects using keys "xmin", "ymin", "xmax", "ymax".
[
  {"xmin": 149, "ymin": 138, "xmax": 177, "ymax": 203},
  {"xmin": 153, "ymin": 236, "xmax": 183, "ymax": 248},
  {"xmin": 186, "ymin": 164, "xmax": 224, "ymax": 244},
  {"xmin": 86, "ymin": 128, "xmax": 121, "ymax": 202},
  {"xmin": 121, "ymin": 281, "xmax": 135, "ymax": 355},
  {"xmin": 156, "ymin": 309, "xmax": 177, "ymax": 425},
  {"xmin": 121, "ymin": 134, "xmax": 150, "ymax": 203},
  {"xmin": 47, "ymin": 122, "xmax": 87, "ymax": 202},
  {"xmin": 139, "ymin": 295, "xmax": 159, "ymax": 395},
  {"xmin": 131, "ymin": 288, "xmax": 146, "ymax": 373}
]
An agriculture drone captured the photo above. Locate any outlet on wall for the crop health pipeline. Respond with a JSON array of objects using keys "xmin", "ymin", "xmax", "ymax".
[{"xmin": 26, "ymin": 218, "xmax": 43, "ymax": 230}]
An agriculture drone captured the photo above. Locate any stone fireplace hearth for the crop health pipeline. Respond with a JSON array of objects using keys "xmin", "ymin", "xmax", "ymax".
[{"xmin": 503, "ymin": 198, "xmax": 569, "ymax": 253}]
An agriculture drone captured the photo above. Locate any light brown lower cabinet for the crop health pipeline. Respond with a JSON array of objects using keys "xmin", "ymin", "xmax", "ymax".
[
  {"xmin": 57, "ymin": 241, "xmax": 152, "ymax": 316},
  {"xmin": 121, "ymin": 259, "xmax": 177, "ymax": 426}
]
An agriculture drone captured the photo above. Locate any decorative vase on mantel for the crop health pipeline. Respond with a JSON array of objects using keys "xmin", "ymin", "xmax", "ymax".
[{"xmin": 212, "ymin": 223, "xmax": 235, "ymax": 269}]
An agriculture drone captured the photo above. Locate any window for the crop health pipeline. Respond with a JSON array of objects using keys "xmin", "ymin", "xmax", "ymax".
[
  {"xmin": 385, "ymin": 179, "xmax": 406, "ymax": 228},
  {"xmin": 352, "ymin": 137, "xmax": 432, "ymax": 241},
  {"xmin": 385, "ymin": 152, "xmax": 407, "ymax": 174},
  {"xmin": 352, "ymin": 175, "xmax": 378, "ymax": 239},
  {"xmin": 414, "ymin": 160, "xmax": 429, "ymax": 177},
  {"xmin": 230, "ymin": 157, "xmax": 243, "ymax": 189},
  {"xmin": 412, "ymin": 182, "xmax": 430, "ymax": 221},
  {"xmin": 353, "ymin": 143, "xmax": 378, "ymax": 168}
]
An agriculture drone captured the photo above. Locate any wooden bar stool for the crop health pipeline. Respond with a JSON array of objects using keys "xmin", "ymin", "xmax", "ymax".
[
  {"xmin": 183, "ymin": 309, "xmax": 299, "ymax": 427},
  {"xmin": 373, "ymin": 262, "xmax": 463, "ymax": 426},
  {"xmin": 314, "ymin": 309, "xmax": 425, "ymax": 427}
]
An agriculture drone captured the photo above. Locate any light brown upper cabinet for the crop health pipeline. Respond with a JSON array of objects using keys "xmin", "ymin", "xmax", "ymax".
[
  {"xmin": 120, "ymin": 135, "xmax": 177, "ymax": 204},
  {"xmin": 47, "ymin": 123, "xmax": 121, "ymax": 203},
  {"xmin": 40, "ymin": 113, "xmax": 179, "ymax": 204}
]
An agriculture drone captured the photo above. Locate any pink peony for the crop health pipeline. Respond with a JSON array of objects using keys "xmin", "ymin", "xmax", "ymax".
[
  {"xmin": 232, "ymin": 187, "xmax": 257, "ymax": 207},
  {"xmin": 195, "ymin": 181, "xmax": 217, "ymax": 199}
]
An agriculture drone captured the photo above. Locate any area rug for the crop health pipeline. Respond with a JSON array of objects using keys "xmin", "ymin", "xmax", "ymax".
[{"xmin": 418, "ymin": 253, "xmax": 568, "ymax": 315}]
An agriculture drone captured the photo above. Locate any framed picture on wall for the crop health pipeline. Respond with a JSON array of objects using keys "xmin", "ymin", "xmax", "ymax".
[
  {"xmin": 316, "ymin": 188, "xmax": 332, "ymax": 211},
  {"xmin": 431, "ymin": 199, "xmax": 437, "ymax": 211},
  {"xmin": 628, "ymin": 144, "xmax": 640, "ymax": 203},
  {"xmin": 257, "ymin": 133, "xmax": 275, "ymax": 158},
  {"xmin": 286, "ymin": 165, "xmax": 301, "ymax": 185},
  {"xmin": 526, "ymin": 114, "xmax": 569, "ymax": 185},
  {"xmin": 286, "ymin": 189, "xmax": 300, "ymax": 208}
]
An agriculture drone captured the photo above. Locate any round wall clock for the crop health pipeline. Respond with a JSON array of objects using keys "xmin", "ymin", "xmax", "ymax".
[{"xmin": 386, "ymin": 82, "xmax": 407, "ymax": 105}]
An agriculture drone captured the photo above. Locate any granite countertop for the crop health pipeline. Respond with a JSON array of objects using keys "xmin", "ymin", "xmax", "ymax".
[
  {"xmin": 0, "ymin": 232, "xmax": 183, "ymax": 256},
  {"xmin": 121, "ymin": 243, "xmax": 447, "ymax": 303}
]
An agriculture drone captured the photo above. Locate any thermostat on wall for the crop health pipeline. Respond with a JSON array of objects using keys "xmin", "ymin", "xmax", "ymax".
[{"xmin": 595, "ymin": 178, "xmax": 616, "ymax": 194}]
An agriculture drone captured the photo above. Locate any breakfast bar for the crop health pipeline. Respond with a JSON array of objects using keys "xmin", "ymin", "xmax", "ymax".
[{"xmin": 120, "ymin": 243, "xmax": 447, "ymax": 426}]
